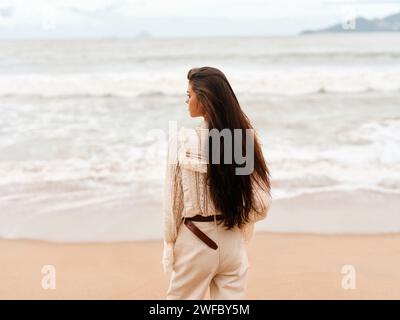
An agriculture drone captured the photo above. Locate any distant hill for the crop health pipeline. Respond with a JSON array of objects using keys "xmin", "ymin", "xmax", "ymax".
[
  {"xmin": 300, "ymin": 11, "xmax": 400, "ymax": 34},
  {"xmin": 135, "ymin": 31, "xmax": 152, "ymax": 38}
]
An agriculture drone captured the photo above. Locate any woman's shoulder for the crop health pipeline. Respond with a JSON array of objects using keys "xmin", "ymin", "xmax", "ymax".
[{"xmin": 175, "ymin": 125, "xmax": 208, "ymax": 173}]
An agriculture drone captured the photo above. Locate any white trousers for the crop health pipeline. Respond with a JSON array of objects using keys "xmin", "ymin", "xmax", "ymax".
[{"xmin": 166, "ymin": 219, "xmax": 249, "ymax": 300}]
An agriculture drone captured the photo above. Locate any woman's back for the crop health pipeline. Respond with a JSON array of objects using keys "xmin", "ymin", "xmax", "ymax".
[
  {"xmin": 163, "ymin": 119, "xmax": 272, "ymax": 271},
  {"xmin": 163, "ymin": 66, "xmax": 272, "ymax": 300}
]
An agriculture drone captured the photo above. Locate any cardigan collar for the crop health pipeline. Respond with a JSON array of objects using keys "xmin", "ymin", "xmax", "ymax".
[{"xmin": 198, "ymin": 118, "xmax": 209, "ymax": 129}]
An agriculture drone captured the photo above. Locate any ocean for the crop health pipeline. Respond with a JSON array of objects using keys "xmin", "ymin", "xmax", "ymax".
[{"xmin": 0, "ymin": 33, "xmax": 399, "ymax": 242}]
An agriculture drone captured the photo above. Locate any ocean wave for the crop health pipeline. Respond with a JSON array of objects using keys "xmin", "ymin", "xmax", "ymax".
[
  {"xmin": 0, "ymin": 87, "xmax": 394, "ymax": 100},
  {"xmin": 77, "ymin": 51, "xmax": 400, "ymax": 64},
  {"xmin": 0, "ymin": 70, "xmax": 399, "ymax": 98},
  {"xmin": 0, "ymin": 153, "xmax": 398, "ymax": 200}
]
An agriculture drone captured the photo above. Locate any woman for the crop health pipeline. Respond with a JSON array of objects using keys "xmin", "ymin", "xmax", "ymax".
[{"xmin": 162, "ymin": 66, "xmax": 272, "ymax": 300}]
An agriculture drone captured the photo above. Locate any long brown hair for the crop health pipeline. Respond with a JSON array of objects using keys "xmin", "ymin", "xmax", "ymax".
[{"xmin": 187, "ymin": 66, "xmax": 271, "ymax": 230}]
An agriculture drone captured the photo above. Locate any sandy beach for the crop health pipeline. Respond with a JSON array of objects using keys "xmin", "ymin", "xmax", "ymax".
[{"xmin": 1, "ymin": 232, "xmax": 399, "ymax": 300}]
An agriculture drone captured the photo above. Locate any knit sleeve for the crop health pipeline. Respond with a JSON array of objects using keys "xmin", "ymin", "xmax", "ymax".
[{"xmin": 162, "ymin": 133, "xmax": 184, "ymax": 273}]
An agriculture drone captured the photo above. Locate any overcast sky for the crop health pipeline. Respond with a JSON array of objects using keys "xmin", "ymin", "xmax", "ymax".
[{"xmin": 0, "ymin": 0, "xmax": 399, "ymax": 38}]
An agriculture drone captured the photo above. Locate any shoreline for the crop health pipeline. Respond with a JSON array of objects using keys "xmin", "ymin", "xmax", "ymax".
[{"xmin": 1, "ymin": 189, "xmax": 400, "ymax": 242}]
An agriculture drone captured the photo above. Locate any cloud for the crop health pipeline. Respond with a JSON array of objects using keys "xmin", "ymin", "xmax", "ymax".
[
  {"xmin": 0, "ymin": 6, "xmax": 15, "ymax": 18},
  {"xmin": 67, "ymin": 1, "xmax": 126, "ymax": 19}
]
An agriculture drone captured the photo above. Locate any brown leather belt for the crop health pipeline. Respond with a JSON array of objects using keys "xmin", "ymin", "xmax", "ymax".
[{"xmin": 183, "ymin": 215, "xmax": 223, "ymax": 250}]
